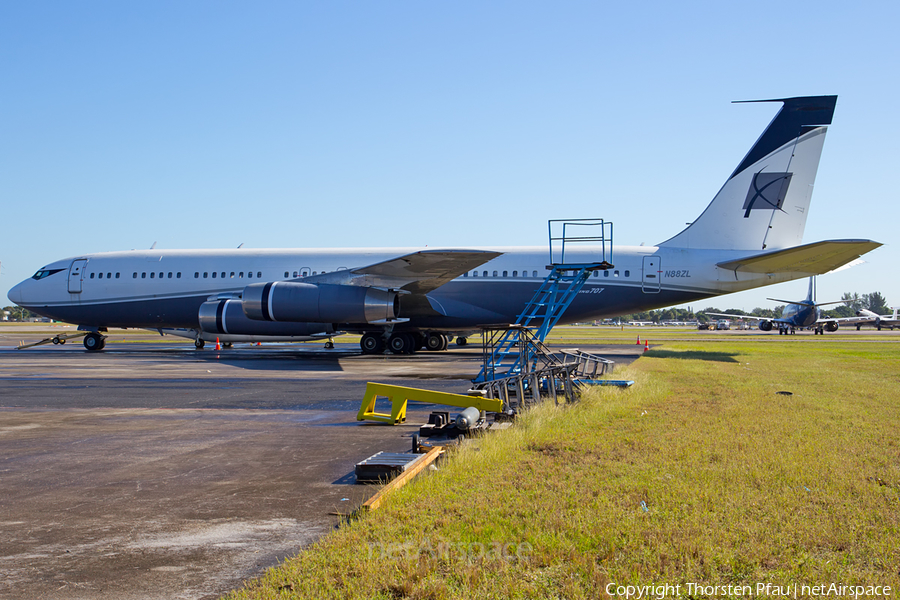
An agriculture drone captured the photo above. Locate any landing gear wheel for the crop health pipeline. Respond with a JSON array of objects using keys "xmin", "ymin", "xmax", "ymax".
[
  {"xmin": 83, "ymin": 333, "xmax": 105, "ymax": 352},
  {"xmin": 439, "ymin": 334, "xmax": 449, "ymax": 351},
  {"xmin": 360, "ymin": 332, "xmax": 385, "ymax": 355},
  {"xmin": 388, "ymin": 332, "xmax": 416, "ymax": 355},
  {"xmin": 324, "ymin": 338, "xmax": 335, "ymax": 349},
  {"xmin": 456, "ymin": 336, "xmax": 468, "ymax": 347},
  {"xmin": 425, "ymin": 333, "xmax": 444, "ymax": 351},
  {"xmin": 195, "ymin": 338, "xmax": 206, "ymax": 349},
  {"xmin": 52, "ymin": 337, "xmax": 60, "ymax": 345}
]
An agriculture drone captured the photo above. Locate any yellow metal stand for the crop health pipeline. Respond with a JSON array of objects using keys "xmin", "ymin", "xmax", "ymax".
[{"xmin": 357, "ymin": 382, "xmax": 504, "ymax": 424}]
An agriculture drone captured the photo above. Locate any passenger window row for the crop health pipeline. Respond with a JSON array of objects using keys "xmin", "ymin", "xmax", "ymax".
[
  {"xmin": 462, "ymin": 269, "xmax": 631, "ymax": 278},
  {"xmin": 111, "ymin": 271, "xmax": 268, "ymax": 280},
  {"xmin": 130, "ymin": 272, "xmax": 182, "ymax": 279},
  {"xmin": 193, "ymin": 271, "xmax": 263, "ymax": 279},
  {"xmin": 97, "ymin": 267, "xmax": 630, "ymax": 282},
  {"xmin": 286, "ymin": 270, "xmax": 321, "ymax": 278},
  {"xmin": 465, "ymin": 270, "xmax": 541, "ymax": 278}
]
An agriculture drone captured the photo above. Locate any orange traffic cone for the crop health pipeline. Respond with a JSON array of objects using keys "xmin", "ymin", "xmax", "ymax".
[
  {"xmin": 636, "ymin": 335, "xmax": 641, "ymax": 345},
  {"xmin": 643, "ymin": 340, "xmax": 650, "ymax": 352},
  {"xmin": 215, "ymin": 337, "xmax": 221, "ymax": 350}
]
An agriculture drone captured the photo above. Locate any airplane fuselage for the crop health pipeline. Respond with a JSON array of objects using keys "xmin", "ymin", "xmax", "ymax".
[
  {"xmin": 9, "ymin": 245, "xmax": 803, "ymax": 332},
  {"xmin": 778, "ymin": 302, "xmax": 819, "ymax": 329}
]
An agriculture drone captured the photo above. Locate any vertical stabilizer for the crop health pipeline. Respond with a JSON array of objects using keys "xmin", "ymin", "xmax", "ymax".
[{"xmin": 659, "ymin": 96, "xmax": 837, "ymax": 251}]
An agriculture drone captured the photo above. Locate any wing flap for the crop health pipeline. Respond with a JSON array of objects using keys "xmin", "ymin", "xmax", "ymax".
[{"xmin": 716, "ymin": 239, "xmax": 881, "ymax": 275}]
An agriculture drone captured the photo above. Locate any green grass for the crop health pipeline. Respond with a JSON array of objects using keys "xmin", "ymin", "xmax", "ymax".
[{"xmin": 224, "ymin": 336, "xmax": 900, "ymax": 599}]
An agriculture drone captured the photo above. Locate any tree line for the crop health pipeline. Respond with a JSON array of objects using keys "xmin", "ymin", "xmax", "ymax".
[{"xmin": 2, "ymin": 305, "xmax": 40, "ymax": 322}]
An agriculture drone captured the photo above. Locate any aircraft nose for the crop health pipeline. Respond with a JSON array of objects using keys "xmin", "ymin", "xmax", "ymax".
[{"xmin": 7, "ymin": 279, "xmax": 29, "ymax": 305}]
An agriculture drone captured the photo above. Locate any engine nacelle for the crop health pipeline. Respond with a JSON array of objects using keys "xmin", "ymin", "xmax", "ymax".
[
  {"xmin": 242, "ymin": 282, "xmax": 399, "ymax": 324},
  {"xmin": 758, "ymin": 320, "xmax": 773, "ymax": 332},
  {"xmin": 199, "ymin": 299, "xmax": 335, "ymax": 336},
  {"xmin": 825, "ymin": 321, "xmax": 839, "ymax": 332}
]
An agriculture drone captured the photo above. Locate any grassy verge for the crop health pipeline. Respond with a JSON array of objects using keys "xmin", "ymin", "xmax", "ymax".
[{"xmin": 225, "ymin": 338, "xmax": 900, "ymax": 599}]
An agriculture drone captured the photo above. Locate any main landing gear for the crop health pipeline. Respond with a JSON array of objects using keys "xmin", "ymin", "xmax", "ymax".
[
  {"xmin": 359, "ymin": 331, "xmax": 463, "ymax": 355},
  {"xmin": 83, "ymin": 332, "xmax": 107, "ymax": 351},
  {"xmin": 360, "ymin": 332, "xmax": 419, "ymax": 355},
  {"xmin": 360, "ymin": 332, "xmax": 386, "ymax": 354}
]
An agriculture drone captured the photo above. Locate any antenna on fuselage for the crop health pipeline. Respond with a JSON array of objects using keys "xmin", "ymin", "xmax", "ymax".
[
  {"xmin": 150, "ymin": 242, "xmax": 157, "ymax": 250},
  {"xmin": 237, "ymin": 243, "xmax": 244, "ymax": 249}
]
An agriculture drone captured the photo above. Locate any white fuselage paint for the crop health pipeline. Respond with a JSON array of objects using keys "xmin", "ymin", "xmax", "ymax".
[{"xmin": 8, "ymin": 244, "xmax": 796, "ymax": 330}]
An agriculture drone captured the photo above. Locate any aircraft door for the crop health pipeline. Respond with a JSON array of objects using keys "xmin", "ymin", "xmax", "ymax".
[
  {"xmin": 68, "ymin": 259, "xmax": 87, "ymax": 293},
  {"xmin": 642, "ymin": 256, "xmax": 661, "ymax": 293}
]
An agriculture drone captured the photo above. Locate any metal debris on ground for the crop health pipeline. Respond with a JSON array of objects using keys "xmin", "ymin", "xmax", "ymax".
[{"xmin": 354, "ymin": 451, "xmax": 431, "ymax": 483}]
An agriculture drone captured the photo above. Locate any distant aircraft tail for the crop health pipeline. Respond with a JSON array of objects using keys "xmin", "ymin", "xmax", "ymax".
[{"xmin": 659, "ymin": 96, "xmax": 837, "ymax": 251}]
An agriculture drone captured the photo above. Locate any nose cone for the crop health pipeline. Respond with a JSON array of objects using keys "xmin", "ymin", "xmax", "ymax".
[{"xmin": 7, "ymin": 279, "xmax": 27, "ymax": 305}]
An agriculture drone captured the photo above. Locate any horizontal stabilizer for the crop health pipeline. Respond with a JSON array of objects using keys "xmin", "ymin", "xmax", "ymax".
[
  {"xmin": 716, "ymin": 239, "xmax": 882, "ymax": 275},
  {"xmin": 765, "ymin": 298, "xmax": 845, "ymax": 308}
]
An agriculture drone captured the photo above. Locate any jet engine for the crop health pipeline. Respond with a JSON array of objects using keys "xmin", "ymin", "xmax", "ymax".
[
  {"xmin": 758, "ymin": 320, "xmax": 773, "ymax": 332},
  {"xmin": 199, "ymin": 298, "xmax": 335, "ymax": 336},
  {"xmin": 825, "ymin": 321, "xmax": 839, "ymax": 332},
  {"xmin": 242, "ymin": 282, "xmax": 399, "ymax": 324}
]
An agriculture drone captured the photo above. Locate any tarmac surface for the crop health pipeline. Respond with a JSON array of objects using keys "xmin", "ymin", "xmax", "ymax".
[{"xmin": 0, "ymin": 326, "xmax": 642, "ymax": 600}]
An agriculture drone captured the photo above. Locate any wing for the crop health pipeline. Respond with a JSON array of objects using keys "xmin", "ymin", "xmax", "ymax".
[
  {"xmin": 703, "ymin": 312, "xmax": 762, "ymax": 321},
  {"xmin": 717, "ymin": 239, "xmax": 881, "ymax": 275},
  {"xmin": 817, "ymin": 315, "xmax": 873, "ymax": 325},
  {"xmin": 306, "ymin": 249, "xmax": 502, "ymax": 294}
]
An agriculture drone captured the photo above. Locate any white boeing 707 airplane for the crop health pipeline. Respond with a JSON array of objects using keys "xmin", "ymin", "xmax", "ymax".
[{"xmin": 8, "ymin": 96, "xmax": 881, "ymax": 353}]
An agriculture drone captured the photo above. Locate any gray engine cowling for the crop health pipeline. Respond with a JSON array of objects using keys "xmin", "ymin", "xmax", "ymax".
[
  {"xmin": 199, "ymin": 298, "xmax": 336, "ymax": 336},
  {"xmin": 241, "ymin": 282, "xmax": 399, "ymax": 324}
]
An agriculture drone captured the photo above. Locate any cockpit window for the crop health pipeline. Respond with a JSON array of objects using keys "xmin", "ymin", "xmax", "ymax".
[{"xmin": 32, "ymin": 269, "xmax": 64, "ymax": 280}]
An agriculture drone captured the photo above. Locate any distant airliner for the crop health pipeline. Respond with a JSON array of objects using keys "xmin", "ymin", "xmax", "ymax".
[
  {"xmin": 704, "ymin": 277, "xmax": 861, "ymax": 335},
  {"xmin": 8, "ymin": 96, "xmax": 881, "ymax": 353},
  {"xmin": 853, "ymin": 308, "xmax": 900, "ymax": 331}
]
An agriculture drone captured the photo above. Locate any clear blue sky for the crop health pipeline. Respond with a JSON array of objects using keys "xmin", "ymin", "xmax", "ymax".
[{"xmin": 2, "ymin": 1, "xmax": 897, "ymax": 312}]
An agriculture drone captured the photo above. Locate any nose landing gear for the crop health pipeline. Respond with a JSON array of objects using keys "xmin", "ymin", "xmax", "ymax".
[{"xmin": 83, "ymin": 332, "xmax": 107, "ymax": 351}]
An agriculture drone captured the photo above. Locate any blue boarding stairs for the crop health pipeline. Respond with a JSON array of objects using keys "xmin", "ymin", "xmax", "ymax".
[{"xmin": 473, "ymin": 219, "xmax": 617, "ymax": 385}]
